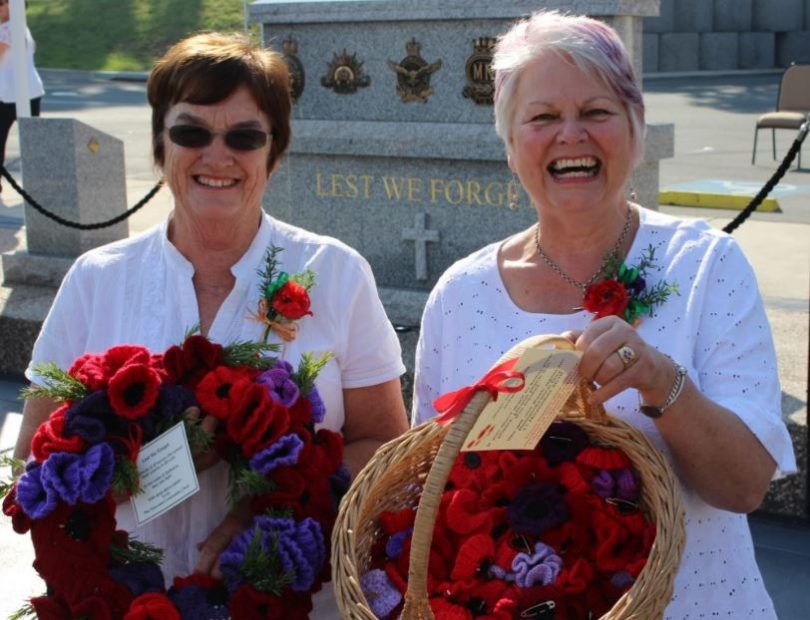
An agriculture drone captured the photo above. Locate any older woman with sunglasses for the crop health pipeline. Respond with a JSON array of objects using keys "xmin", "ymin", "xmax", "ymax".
[
  {"xmin": 14, "ymin": 33, "xmax": 407, "ymax": 615},
  {"xmin": 413, "ymin": 11, "xmax": 794, "ymax": 617}
]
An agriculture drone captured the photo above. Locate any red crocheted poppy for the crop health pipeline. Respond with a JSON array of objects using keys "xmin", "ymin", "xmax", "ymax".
[
  {"xmin": 107, "ymin": 363, "xmax": 161, "ymax": 420},
  {"xmin": 583, "ymin": 279, "xmax": 630, "ymax": 319},
  {"xmin": 288, "ymin": 394, "xmax": 314, "ymax": 426},
  {"xmin": 63, "ymin": 576, "xmax": 133, "ymax": 620},
  {"xmin": 429, "ymin": 597, "xmax": 471, "ymax": 620},
  {"xmin": 311, "ymin": 428, "xmax": 344, "ymax": 472},
  {"xmin": 384, "ymin": 560, "xmax": 408, "ymax": 595},
  {"xmin": 123, "ymin": 593, "xmax": 180, "ymax": 620},
  {"xmin": 30, "ymin": 497, "xmax": 117, "ymax": 585},
  {"xmin": 162, "ymin": 335, "xmax": 224, "ymax": 386},
  {"xmin": 576, "ymin": 446, "xmax": 631, "ymax": 470},
  {"xmin": 446, "ymin": 489, "xmax": 498, "ymax": 536},
  {"xmin": 557, "ymin": 461, "xmax": 591, "ymax": 494},
  {"xmin": 271, "ymin": 281, "xmax": 313, "ymax": 320},
  {"xmin": 68, "ymin": 354, "xmax": 108, "ymax": 391},
  {"xmin": 485, "ymin": 454, "xmax": 558, "ymax": 504},
  {"xmin": 254, "ymin": 467, "xmax": 331, "ymax": 522},
  {"xmin": 556, "ymin": 557, "xmax": 595, "ymax": 594},
  {"xmin": 195, "ymin": 366, "xmax": 253, "ymax": 420},
  {"xmin": 3, "ymin": 485, "xmax": 32, "ymax": 534},
  {"xmin": 30, "ymin": 594, "xmax": 73, "ymax": 620},
  {"xmin": 448, "ymin": 450, "xmax": 502, "ymax": 492},
  {"xmin": 30, "ymin": 405, "xmax": 86, "ymax": 462},
  {"xmin": 379, "ymin": 508, "xmax": 415, "ymax": 536},
  {"xmin": 230, "ymin": 585, "xmax": 286, "ymax": 620},
  {"xmin": 450, "ymin": 533, "xmax": 495, "ymax": 581},
  {"xmin": 227, "ymin": 383, "xmax": 290, "ymax": 457},
  {"xmin": 102, "ymin": 345, "xmax": 151, "ymax": 377},
  {"xmin": 592, "ymin": 513, "xmax": 639, "ymax": 572}
]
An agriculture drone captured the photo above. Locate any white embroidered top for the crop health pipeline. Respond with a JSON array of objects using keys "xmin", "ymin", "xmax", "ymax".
[
  {"xmin": 27, "ymin": 212, "xmax": 405, "ymax": 618},
  {"xmin": 413, "ymin": 207, "xmax": 795, "ymax": 618}
]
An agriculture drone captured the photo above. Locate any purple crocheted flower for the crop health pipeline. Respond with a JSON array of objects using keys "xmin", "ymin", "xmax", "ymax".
[
  {"xmin": 591, "ymin": 469, "xmax": 614, "ymax": 499},
  {"xmin": 360, "ymin": 569, "xmax": 402, "ymax": 618},
  {"xmin": 141, "ymin": 385, "xmax": 197, "ymax": 440},
  {"xmin": 385, "ymin": 528, "xmax": 412, "ymax": 560},
  {"xmin": 507, "ymin": 483, "xmax": 569, "ymax": 536},
  {"xmin": 592, "ymin": 468, "xmax": 639, "ymax": 502},
  {"xmin": 512, "ymin": 541, "xmax": 563, "ymax": 587},
  {"xmin": 307, "ymin": 386, "xmax": 326, "ymax": 424},
  {"xmin": 219, "ymin": 516, "xmax": 326, "ymax": 595},
  {"xmin": 40, "ymin": 451, "xmax": 83, "ymax": 505},
  {"xmin": 614, "ymin": 468, "xmax": 640, "ymax": 501},
  {"xmin": 78, "ymin": 442, "xmax": 116, "ymax": 503},
  {"xmin": 611, "ymin": 570, "xmax": 635, "ymax": 589},
  {"xmin": 16, "ymin": 463, "xmax": 59, "ymax": 519},
  {"xmin": 108, "ymin": 561, "xmax": 165, "ymax": 596},
  {"xmin": 539, "ymin": 421, "xmax": 589, "ymax": 465},
  {"xmin": 256, "ymin": 361, "xmax": 300, "ymax": 407},
  {"xmin": 65, "ymin": 390, "xmax": 127, "ymax": 444},
  {"xmin": 249, "ymin": 434, "xmax": 304, "ymax": 475}
]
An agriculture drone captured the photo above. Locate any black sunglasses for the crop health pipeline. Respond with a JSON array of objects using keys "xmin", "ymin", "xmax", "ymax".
[{"xmin": 167, "ymin": 125, "xmax": 272, "ymax": 151}]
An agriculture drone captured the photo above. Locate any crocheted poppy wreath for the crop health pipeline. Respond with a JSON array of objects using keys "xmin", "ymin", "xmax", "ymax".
[
  {"xmin": 2, "ymin": 335, "xmax": 347, "ymax": 620},
  {"xmin": 359, "ymin": 423, "xmax": 655, "ymax": 619}
]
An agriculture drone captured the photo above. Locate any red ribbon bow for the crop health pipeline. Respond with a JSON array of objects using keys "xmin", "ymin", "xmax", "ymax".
[{"xmin": 433, "ymin": 358, "xmax": 526, "ymax": 424}]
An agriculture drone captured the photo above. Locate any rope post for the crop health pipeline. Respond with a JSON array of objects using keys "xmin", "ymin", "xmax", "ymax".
[{"xmin": 17, "ymin": 118, "xmax": 128, "ymax": 258}]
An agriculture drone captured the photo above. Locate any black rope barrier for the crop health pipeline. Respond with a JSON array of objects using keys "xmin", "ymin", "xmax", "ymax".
[
  {"xmin": 0, "ymin": 164, "xmax": 164, "ymax": 230},
  {"xmin": 723, "ymin": 115, "xmax": 809, "ymax": 234}
]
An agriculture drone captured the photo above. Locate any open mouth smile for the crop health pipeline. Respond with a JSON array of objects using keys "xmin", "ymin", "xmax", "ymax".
[
  {"xmin": 194, "ymin": 175, "xmax": 239, "ymax": 189},
  {"xmin": 547, "ymin": 156, "xmax": 601, "ymax": 179}
]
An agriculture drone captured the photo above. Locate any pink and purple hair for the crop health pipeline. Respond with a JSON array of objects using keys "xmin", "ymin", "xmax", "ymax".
[{"xmin": 493, "ymin": 10, "xmax": 646, "ymax": 166}]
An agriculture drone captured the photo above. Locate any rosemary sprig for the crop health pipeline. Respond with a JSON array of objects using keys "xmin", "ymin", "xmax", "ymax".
[
  {"xmin": 241, "ymin": 528, "xmax": 295, "ymax": 596},
  {"xmin": 110, "ymin": 537, "xmax": 164, "ymax": 565},
  {"xmin": 0, "ymin": 455, "xmax": 25, "ymax": 498},
  {"xmin": 222, "ymin": 340, "xmax": 281, "ymax": 369},
  {"xmin": 8, "ymin": 603, "xmax": 36, "ymax": 620},
  {"xmin": 293, "ymin": 352, "xmax": 332, "ymax": 396},
  {"xmin": 20, "ymin": 362, "xmax": 89, "ymax": 402}
]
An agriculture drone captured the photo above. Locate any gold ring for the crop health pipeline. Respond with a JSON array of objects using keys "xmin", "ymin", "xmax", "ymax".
[{"xmin": 615, "ymin": 344, "xmax": 637, "ymax": 369}]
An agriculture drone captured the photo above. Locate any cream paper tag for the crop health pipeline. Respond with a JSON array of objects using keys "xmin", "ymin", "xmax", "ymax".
[
  {"xmin": 461, "ymin": 347, "xmax": 582, "ymax": 452},
  {"xmin": 131, "ymin": 422, "xmax": 200, "ymax": 526}
]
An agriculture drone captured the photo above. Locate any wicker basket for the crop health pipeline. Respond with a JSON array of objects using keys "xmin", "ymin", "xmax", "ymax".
[{"xmin": 332, "ymin": 335, "xmax": 685, "ymax": 619}]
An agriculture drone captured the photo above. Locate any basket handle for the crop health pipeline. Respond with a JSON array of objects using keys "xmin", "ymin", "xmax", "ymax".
[{"xmin": 402, "ymin": 334, "xmax": 604, "ymax": 617}]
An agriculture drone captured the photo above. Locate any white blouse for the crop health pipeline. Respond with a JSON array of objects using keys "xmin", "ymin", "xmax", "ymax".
[
  {"xmin": 27, "ymin": 212, "xmax": 405, "ymax": 618},
  {"xmin": 0, "ymin": 22, "xmax": 44, "ymax": 103},
  {"xmin": 413, "ymin": 207, "xmax": 795, "ymax": 618}
]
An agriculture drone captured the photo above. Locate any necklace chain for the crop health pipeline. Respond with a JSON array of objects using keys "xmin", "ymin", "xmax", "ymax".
[{"xmin": 533, "ymin": 206, "xmax": 634, "ymax": 293}]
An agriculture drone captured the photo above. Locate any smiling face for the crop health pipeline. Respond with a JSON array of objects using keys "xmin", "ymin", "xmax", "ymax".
[
  {"xmin": 162, "ymin": 85, "xmax": 273, "ymax": 227},
  {"xmin": 507, "ymin": 53, "xmax": 634, "ymax": 218}
]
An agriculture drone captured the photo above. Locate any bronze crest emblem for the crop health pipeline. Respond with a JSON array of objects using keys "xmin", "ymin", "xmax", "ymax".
[
  {"xmin": 281, "ymin": 37, "xmax": 305, "ymax": 103},
  {"xmin": 321, "ymin": 49, "xmax": 371, "ymax": 94},
  {"xmin": 463, "ymin": 37, "xmax": 497, "ymax": 105},
  {"xmin": 387, "ymin": 38, "xmax": 442, "ymax": 103}
]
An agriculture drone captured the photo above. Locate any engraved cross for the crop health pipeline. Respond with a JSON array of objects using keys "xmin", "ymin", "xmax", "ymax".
[{"xmin": 402, "ymin": 213, "xmax": 439, "ymax": 281}]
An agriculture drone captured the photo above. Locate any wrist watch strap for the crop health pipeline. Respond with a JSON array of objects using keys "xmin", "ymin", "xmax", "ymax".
[{"xmin": 639, "ymin": 355, "xmax": 687, "ymax": 419}]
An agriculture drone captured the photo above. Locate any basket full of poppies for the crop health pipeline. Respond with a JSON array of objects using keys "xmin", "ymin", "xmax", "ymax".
[
  {"xmin": 2, "ymin": 334, "xmax": 346, "ymax": 620},
  {"xmin": 332, "ymin": 335, "xmax": 684, "ymax": 619}
]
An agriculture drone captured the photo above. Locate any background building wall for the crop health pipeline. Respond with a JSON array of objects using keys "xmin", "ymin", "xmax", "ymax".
[{"xmin": 643, "ymin": 0, "xmax": 810, "ymax": 72}]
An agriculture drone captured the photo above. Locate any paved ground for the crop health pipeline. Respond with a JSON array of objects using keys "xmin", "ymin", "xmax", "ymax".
[{"xmin": 0, "ymin": 69, "xmax": 808, "ymax": 618}]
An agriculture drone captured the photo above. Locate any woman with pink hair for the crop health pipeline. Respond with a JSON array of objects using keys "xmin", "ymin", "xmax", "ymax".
[{"xmin": 413, "ymin": 10, "xmax": 794, "ymax": 617}]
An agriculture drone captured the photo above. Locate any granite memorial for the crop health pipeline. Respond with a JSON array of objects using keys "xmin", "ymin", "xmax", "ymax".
[{"xmin": 250, "ymin": 0, "xmax": 674, "ymax": 327}]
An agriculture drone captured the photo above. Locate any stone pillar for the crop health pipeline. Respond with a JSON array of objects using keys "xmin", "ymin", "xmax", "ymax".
[{"xmin": 1, "ymin": 118, "xmax": 128, "ymax": 287}]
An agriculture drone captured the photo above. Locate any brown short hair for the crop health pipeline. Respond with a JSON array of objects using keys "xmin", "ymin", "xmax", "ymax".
[{"xmin": 147, "ymin": 32, "xmax": 292, "ymax": 173}]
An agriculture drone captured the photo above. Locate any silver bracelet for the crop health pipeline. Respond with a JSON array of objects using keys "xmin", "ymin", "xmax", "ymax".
[{"xmin": 639, "ymin": 354, "xmax": 687, "ymax": 419}]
